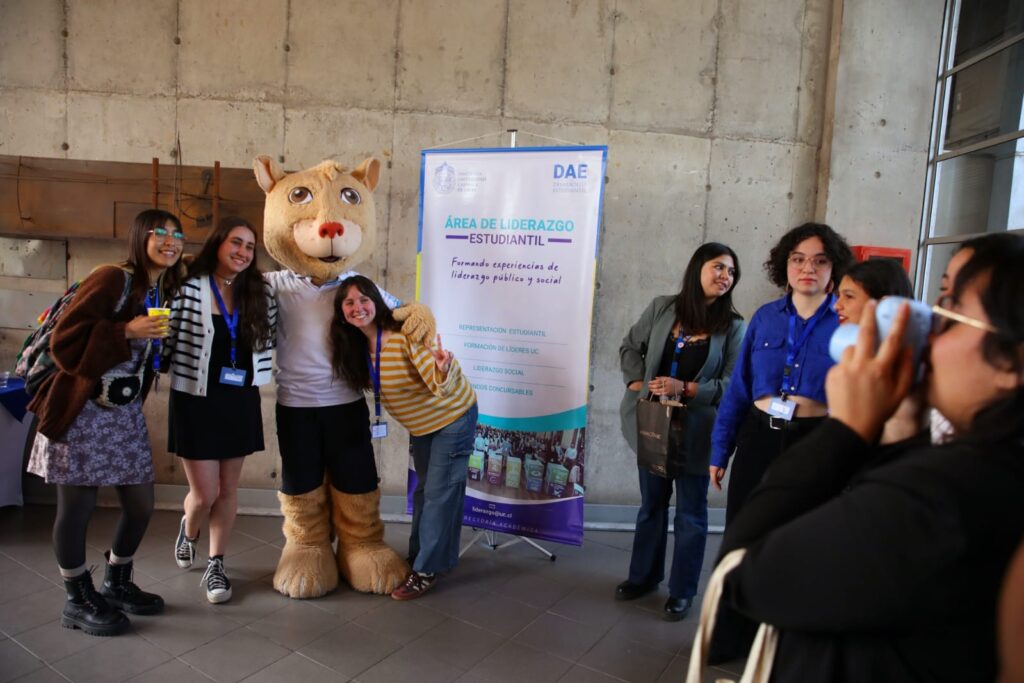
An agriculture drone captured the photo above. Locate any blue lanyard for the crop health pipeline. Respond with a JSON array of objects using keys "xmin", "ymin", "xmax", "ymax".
[
  {"xmin": 144, "ymin": 286, "xmax": 161, "ymax": 372},
  {"xmin": 780, "ymin": 295, "xmax": 833, "ymax": 397},
  {"xmin": 668, "ymin": 328, "xmax": 694, "ymax": 378},
  {"xmin": 209, "ymin": 276, "xmax": 240, "ymax": 368},
  {"xmin": 366, "ymin": 326, "xmax": 383, "ymax": 422}
]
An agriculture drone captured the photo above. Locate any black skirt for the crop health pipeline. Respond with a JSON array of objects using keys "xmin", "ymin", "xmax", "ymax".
[{"xmin": 167, "ymin": 314, "xmax": 265, "ymax": 460}]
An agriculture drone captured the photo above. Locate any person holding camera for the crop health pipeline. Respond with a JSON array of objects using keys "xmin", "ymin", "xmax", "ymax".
[
  {"xmin": 26, "ymin": 209, "xmax": 184, "ymax": 636},
  {"xmin": 616, "ymin": 242, "xmax": 746, "ymax": 620},
  {"xmin": 708, "ymin": 233, "xmax": 1024, "ymax": 681}
]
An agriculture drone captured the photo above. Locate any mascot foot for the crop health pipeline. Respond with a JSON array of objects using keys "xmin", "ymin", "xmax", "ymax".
[
  {"xmin": 274, "ymin": 487, "xmax": 339, "ymax": 599},
  {"xmin": 339, "ymin": 544, "xmax": 411, "ymax": 595},
  {"xmin": 331, "ymin": 487, "xmax": 410, "ymax": 594}
]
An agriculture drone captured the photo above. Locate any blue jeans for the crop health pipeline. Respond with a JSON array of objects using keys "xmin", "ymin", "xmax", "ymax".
[
  {"xmin": 408, "ymin": 404, "xmax": 478, "ymax": 574},
  {"xmin": 627, "ymin": 468, "xmax": 710, "ymax": 599}
]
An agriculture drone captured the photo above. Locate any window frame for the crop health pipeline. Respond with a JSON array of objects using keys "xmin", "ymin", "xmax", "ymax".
[{"xmin": 916, "ymin": 0, "xmax": 1024, "ymax": 299}]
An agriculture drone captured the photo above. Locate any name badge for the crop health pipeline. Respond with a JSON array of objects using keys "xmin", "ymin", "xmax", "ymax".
[
  {"xmin": 766, "ymin": 396, "xmax": 796, "ymax": 421},
  {"xmin": 219, "ymin": 367, "xmax": 247, "ymax": 386},
  {"xmin": 371, "ymin": 421, "xmax": 389, "ymax": 439}
]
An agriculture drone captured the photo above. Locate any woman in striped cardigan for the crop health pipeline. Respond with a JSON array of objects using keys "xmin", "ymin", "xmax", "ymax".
[
  {"xmin": 329, "ymin": 275, "xmax": 477, "ymax": 601},
  {"xmin": 162, "ymin": 216, "xmax": 277, "ymax": 603}
]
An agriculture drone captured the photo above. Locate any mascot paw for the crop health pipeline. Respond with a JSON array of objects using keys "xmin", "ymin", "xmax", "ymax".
[
  {"xmin": 273, "ymin": 541, "xmax": 339, "ymax": 599},
  {"xmin": 393, "ymin": 303, "xmax": 436, "ymax": 345},
  {"xmin": 338, "ymin": 544, "xmax": 410, "ymax": 595}
]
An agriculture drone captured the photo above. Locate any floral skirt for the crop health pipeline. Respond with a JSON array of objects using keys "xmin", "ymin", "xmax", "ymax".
[{"xmin": 27, "ymin": 344, "xmax": 154, "ymax": 486}]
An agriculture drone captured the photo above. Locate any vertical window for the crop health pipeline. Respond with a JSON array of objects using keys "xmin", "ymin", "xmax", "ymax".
[{"xmin": 918, "ymin": 0, "xmax": 1024, "ymax": 301}]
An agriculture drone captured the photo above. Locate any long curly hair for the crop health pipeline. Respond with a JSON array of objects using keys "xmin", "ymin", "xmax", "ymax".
[
  {"xmin": 673, "ymin": 242, "xmax": 742, "ymax": 334},
  {"xmin": 187, "ymin": 216, "xmax": 273, "ymax": 351},
  {"xmin": 328, "ymin": 275, "xmax": 401, "ymax": 390},
  {"xmin": 764, "ymin": 222, "xmax": 853, "ymax": 291}
]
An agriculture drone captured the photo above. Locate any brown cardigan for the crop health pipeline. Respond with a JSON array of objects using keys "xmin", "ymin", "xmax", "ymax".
[{"xmin": 28, "ymin": 265, "xmax": 155, "ymax": 440}]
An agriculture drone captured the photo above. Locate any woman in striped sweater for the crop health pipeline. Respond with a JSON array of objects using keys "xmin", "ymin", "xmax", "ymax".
[
  {"xmin": 162, "ymin": 216, "xmax": 276, "ymax": 603},
  {"xmin": 329, "ymin": 275, "xmax": 477, "ymax": 601}
]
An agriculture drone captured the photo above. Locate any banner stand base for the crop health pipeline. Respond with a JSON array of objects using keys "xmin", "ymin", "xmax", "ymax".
[{"xmin": 459, "ymin": 528, "xmax": 557, "ymax": 561}]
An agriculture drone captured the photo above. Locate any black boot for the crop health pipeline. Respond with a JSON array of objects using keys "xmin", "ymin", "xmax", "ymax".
[
  {"xmin": 62, "ymin": 570, "xmax": 130, "ymax": 636},
  {"xmin": 100, "ymin": 551, "xmax": 165, "ymax": 615}
]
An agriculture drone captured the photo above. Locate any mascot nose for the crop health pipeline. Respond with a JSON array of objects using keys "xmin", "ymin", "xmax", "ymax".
[{"xmin": 318, "ymin": 222, "xmax": 345, "ymax": 239}]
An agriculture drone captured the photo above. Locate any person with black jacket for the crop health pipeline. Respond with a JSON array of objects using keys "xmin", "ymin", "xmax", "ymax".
[{"xmin": 710, "ymin": 233, "xmax": 1024, "ymax": 682}]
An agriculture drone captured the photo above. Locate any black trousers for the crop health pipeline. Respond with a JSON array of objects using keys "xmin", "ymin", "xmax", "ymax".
[
  {"xmin": 725, "ymin": 408, "xmax": 825, "ymax": 526},
  {"xmin": 275, "ymin": 400, "xmax": 378, "ymax": 495}
]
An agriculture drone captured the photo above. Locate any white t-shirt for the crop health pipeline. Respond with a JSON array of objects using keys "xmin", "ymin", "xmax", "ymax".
[{"xmin": 265, "ymin": 270, "xmax": 399, "ymax": 408}]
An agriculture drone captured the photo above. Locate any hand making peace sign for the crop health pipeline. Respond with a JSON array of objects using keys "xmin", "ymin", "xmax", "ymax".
[{"xmin": 432, "ymin": 334, "xmax": 454, "ymax": 375}]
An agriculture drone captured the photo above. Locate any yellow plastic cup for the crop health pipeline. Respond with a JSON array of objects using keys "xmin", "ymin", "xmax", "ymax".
[{"xmin": 147, "ymin": 307, "xmax": 170, "ymax": 337}]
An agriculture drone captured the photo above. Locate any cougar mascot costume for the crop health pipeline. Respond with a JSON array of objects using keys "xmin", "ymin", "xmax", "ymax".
[{"xmin": 254, "ymin": 154, "xmax": 432, "ymax": 598}]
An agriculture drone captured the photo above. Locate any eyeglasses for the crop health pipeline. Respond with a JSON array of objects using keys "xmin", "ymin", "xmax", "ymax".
[
  {"xmin": 931, "ymin": 296, "xmax": 999, "ymax": 335},
  {"xmin": 148, "ymin": 227, "xmax": 185, "ymax": 241},
  {"xmin": 788, "ymin": 254, "xmax": 831, "ymax": 271}
]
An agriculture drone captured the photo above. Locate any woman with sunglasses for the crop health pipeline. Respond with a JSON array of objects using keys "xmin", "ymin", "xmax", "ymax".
[
  {"xmin": 163, "ymin": 217, "xmax": 276, "ymax": 604},
  {"xmin": 26, "ymin": 209, "xmax": 185, "ymax": 636},
  {"xmin": 708, "ymin": 233, "xmax": 1024, "ymax": 681},
  {"xmin": 709, "ymin": 223, "xmax": 853, "ymax": 524}
]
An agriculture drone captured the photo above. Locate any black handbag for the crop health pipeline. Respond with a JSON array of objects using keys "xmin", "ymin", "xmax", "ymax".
[
  {"xmin": 635, "ymin": 393, "xmax": 687, "ymax": 478},
  {"xmin": 92, "ymin": 340, "xmax": 151, "ymax": 408}
]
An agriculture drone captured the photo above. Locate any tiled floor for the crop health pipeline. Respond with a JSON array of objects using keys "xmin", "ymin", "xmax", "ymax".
[{"xmin": 0, "ymin": 505, "xmax": 743, "ymax": 682}]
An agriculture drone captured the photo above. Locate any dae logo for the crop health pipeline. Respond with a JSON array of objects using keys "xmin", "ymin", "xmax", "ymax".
[
  {"xmin": 433, "ymin": 162, "xmax": 455, "ymax": 194},
  {"xmin": 553, "ymin": 163, "xmax": 588, "ymax": 179}
]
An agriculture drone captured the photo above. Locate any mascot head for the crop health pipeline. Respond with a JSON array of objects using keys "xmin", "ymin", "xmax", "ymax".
[{"xmin": 254, "ymin": 155, "xmax": 380, "ymax": 282}]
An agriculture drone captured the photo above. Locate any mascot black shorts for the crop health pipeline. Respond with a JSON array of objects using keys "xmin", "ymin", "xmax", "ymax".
[{"xmin": 276, "ymin": 399, "xmax": 379, "ymax": 495}]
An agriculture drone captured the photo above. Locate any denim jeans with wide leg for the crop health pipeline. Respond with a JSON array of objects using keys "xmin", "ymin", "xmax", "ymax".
[
  {"xmin": 626, "ymin": 467, "xmax": 710, "ymax": 599},
  {"xmin": 408, "ymin": 403, "xmax": 478, "ymax": 575}
]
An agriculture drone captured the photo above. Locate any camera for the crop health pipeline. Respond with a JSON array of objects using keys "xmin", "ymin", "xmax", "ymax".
[{"xmin": 828, "ymin": 297, "xmax": 933, "ymax": 370}]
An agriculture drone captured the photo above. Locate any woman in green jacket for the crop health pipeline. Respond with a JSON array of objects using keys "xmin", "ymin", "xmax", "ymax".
[{"xmin": 616, "ymin": 242, "xmax": 746, "ymax": 620}]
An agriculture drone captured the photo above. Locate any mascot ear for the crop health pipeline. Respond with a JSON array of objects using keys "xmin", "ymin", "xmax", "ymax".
[
  {"xmin": 253, "ymin": 155, "xmax": 287, "ymax": 194},
  {"xmin": 351, "ymin": 157, "xmax": 380, "ymax": 193}
]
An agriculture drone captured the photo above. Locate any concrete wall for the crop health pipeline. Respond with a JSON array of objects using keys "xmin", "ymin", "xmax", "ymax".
[
  {"xmin": 823, "ymin": 0, "xmax": 945, "ymax": 268},
  {"xmin": 0, "ymin": 0, "xmax": 944, "ymax": 505}
]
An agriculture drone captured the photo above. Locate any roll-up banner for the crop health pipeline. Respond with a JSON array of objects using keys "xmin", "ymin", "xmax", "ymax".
[{"xmin": 412, "ymin": 146, "xmax": 607, "ymax": 546}]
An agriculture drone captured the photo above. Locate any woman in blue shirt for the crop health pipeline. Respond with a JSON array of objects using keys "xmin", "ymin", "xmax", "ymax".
[{"xmin": 709, "ymin": 223, "xmax": 852, "ymax": 525}]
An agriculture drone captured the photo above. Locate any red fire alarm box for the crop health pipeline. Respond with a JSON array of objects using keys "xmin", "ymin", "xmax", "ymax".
[{"xmin": 851, "ymin": 245, "xmax": 912, "ymax": 273}]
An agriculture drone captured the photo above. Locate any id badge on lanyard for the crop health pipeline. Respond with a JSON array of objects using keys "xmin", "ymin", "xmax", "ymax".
[
  {"xmin": 220, "ymin": 367, "xmax": 247, "ymax": 386},
  {"xmin": 770, "ymin": 297, "xmax": 830, "ymax": 421},
  {"xmin": 210, "ymin": 276, "xmax": 248, "ymax": 386},
  {"xmin": 766, "ymin": 396, "xmax": 796, "ymax": 420},
  {"xmin": 367, "ymin": 325, "xmax": 388, "ymax": 440}
]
